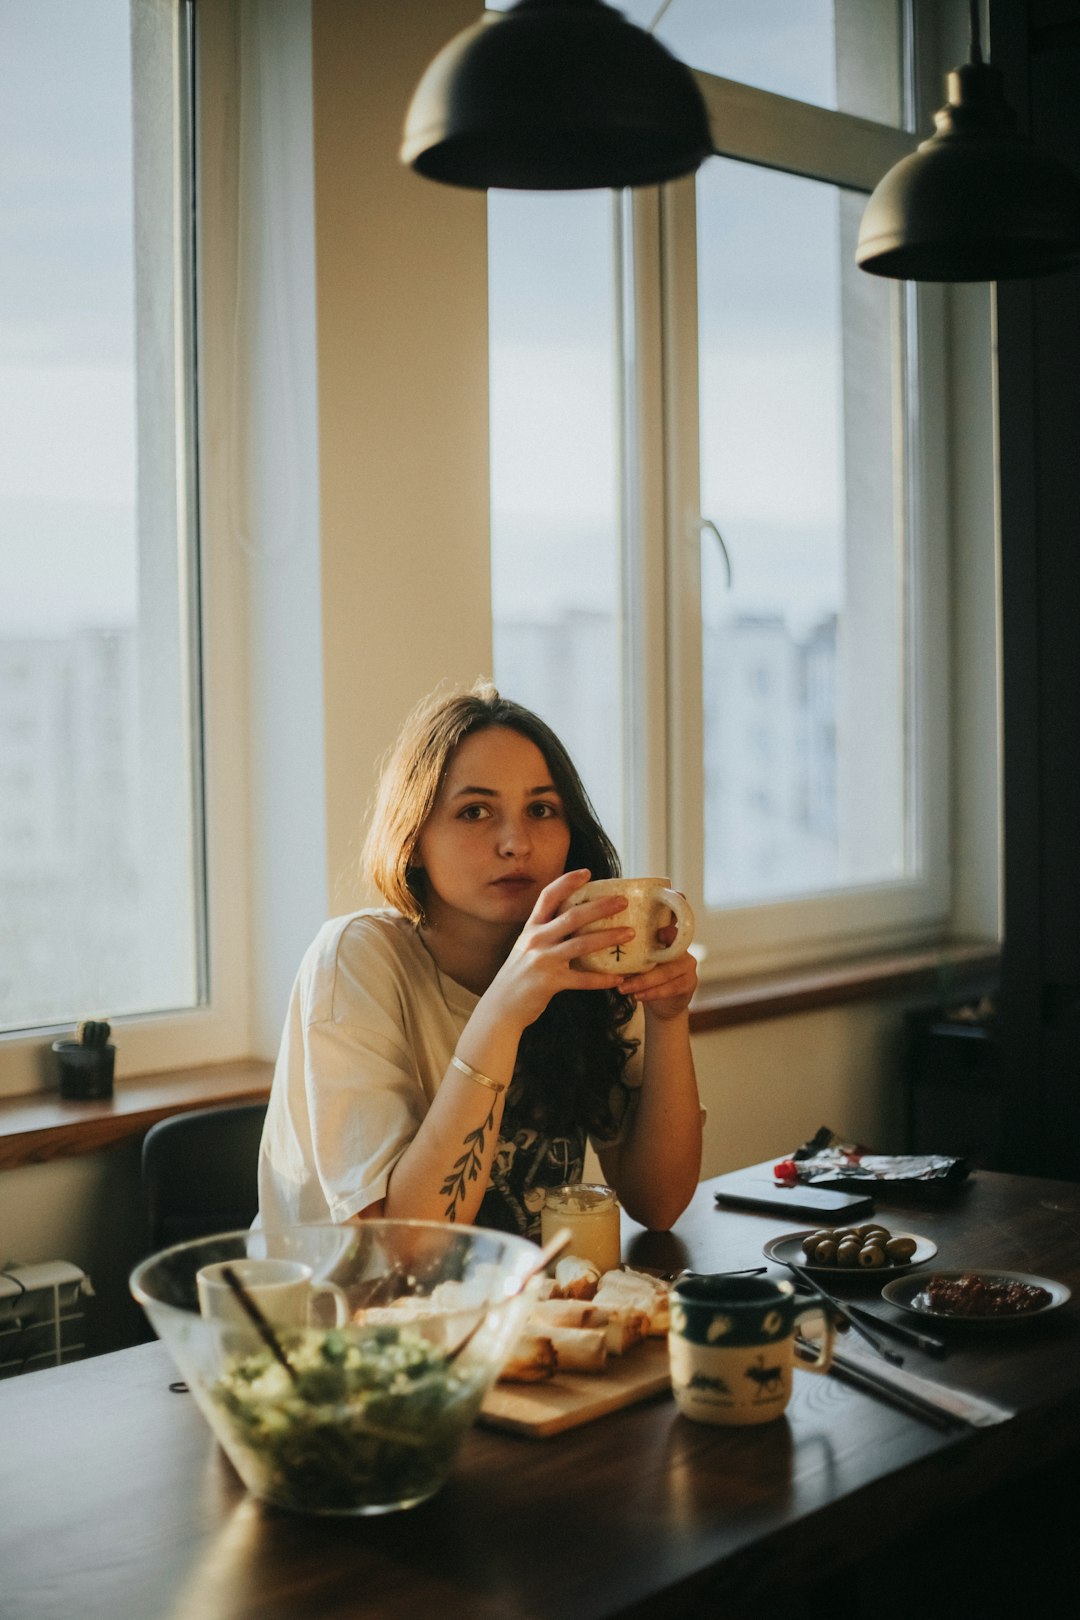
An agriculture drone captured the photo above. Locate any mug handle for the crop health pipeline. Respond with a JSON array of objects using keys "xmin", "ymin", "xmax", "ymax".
[
  {"xmin": 651, "ymin": 889, "xmax": 696, "ymax": 963},
  {"xmin": 792, "ymin": 1299, "xmax": 835, "ymax": 1375},
  {"xmin": 310, "ymin": 1281, "xmax": 350, "ymax": 1328}
]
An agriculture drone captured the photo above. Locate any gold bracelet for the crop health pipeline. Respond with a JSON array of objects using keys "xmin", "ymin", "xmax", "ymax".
[{"xmin": 450, "ymin": 1054, "xmax": 506, "ymax": 1095}]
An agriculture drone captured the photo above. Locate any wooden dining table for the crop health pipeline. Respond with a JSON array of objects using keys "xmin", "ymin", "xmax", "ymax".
[{"xmin": 2, "ymin": 1166, "xmax": 1078, "ymax": 1620}]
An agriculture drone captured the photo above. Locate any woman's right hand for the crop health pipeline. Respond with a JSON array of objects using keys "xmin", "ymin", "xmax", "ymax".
[
  {"xmin": 482, "ymin": 869, "xmax": 632, "ymax": 1033},
  {"xmin": 381, "ymin": 872, "xmax": 630, "ymax": 1228}
]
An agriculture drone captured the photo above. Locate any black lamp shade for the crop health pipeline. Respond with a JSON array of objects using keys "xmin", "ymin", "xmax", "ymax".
[
  {"xmin": 401, "ymin": 0, "xmax": 713, "ymax": 191},
  {"xmin": 857, "ymin": 64, "xmax": 1080, "ymax": 281}
]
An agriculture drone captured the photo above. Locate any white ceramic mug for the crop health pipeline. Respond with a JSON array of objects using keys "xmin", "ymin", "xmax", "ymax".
[
  {"xmin": 197, "ymin": 1258, "xmax": 349, "ymax": 1331},
  {"xmin": 669, "ymin": 1274, "xmax": 834, "ymax": 1427},
  {"xmin": 560, "ymin": 876, "xmax": 695, "ymax": 975}
]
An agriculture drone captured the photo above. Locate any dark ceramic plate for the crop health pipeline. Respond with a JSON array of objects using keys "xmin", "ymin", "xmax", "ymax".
[
  {"xmin": 763, "ymin": 1229, "xmax": 937, "ymax": 1283},
  {"xmin": 882, "ymin": 1269, "xmax": 1070, "ymax": 1325}
]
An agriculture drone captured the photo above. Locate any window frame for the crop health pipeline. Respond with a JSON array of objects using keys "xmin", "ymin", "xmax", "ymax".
[
  {"xmin": 0, "ymin": 0, "xmax": 253, "ymax": 1098},
  {"xmin": 618, "ymin": 65, "xmax": 954, "ymax": 980}
]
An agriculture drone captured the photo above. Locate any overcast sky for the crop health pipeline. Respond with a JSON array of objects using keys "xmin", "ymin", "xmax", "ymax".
[{"xmin": 0, "ymin": 0, "xmax": 136, "ymax": 635}]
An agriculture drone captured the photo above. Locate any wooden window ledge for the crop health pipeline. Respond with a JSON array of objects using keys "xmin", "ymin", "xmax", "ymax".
[
  {"xmin": 688, "ymin": 938, "xmax": 999, "ymax": 1033},
  {"xmin": 0, "ymin": 940, "xmax": 998, "ymax": 1173},
  {"xmin": 0, "ymin": 1058, "xmax": 273, "ymax": 1173}
]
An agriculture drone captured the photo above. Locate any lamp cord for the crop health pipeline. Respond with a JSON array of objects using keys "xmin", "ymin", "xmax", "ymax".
[{"xmin": 969, "ymin": 0, "xmax": 984, "ymax": 65}]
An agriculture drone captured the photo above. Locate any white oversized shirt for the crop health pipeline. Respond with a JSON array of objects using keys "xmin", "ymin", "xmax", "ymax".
[
  {"xmin": 258, "ymin": 910, "xmax": 480, "ymax": 1227},
  {"xmin": 257, "ymin": 908, "xmax": 642, "ymax": 1234}
]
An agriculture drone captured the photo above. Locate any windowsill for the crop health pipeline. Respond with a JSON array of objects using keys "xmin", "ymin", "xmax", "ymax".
[
  {"xmin": 0, "ymin": 939, "xmax": 999, "ymax": 1173},
  {"xmin": 688, "ymin": 938, "xmax": 1000, "ymax": 1032},
  {"xmin": 0, "ymin": 1058, "xmax": 273, "ymax": 1173}
]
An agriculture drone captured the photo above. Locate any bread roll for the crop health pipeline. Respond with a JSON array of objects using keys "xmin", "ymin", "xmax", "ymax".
[
  {"xmin": 547, "ymin": 1324, "xmax": 609, "ymax": 1374},
  {"xmin": 529, "ymin": 1299, "xmax": 610, "ymax": 1331},
  {"xmin": 552, "ymin": 1255, "xmax": 601, "ymax": 1300},
  {"xmin": 497, "ymin": 1331, "xmax": 557, "ymax": 1384},
  {"xmin": 598, "ymin": 1305, "xmax": 649, "ymax": 1355},
  {"xmin": 594, "ymin": 1269, "xmax": 670, "ymax": 1335}
]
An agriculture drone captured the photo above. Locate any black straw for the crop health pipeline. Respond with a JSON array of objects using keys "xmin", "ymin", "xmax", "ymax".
[{"xmin": 221, "ymin": 1265, "xmax": 299, "ymax": 1383}]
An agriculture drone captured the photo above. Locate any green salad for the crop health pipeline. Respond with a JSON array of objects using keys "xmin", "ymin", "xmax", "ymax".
[{"xmin": 210, "ymin": 1324, "xmax": 483, "ymax": 1514}]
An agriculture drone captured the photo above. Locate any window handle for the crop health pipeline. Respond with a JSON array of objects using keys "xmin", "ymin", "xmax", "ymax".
[{"xmin": 699, "ymin": 518, "xmax": 733, "ymax": 589}]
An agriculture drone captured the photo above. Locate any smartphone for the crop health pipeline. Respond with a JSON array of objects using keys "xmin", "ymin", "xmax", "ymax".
[{"xmin": 712, "ymin": 1173, "xmax": 874, "ymax": 1221}]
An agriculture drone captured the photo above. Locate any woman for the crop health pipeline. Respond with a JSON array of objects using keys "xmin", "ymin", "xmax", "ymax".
[{"xmin": 258, "ymin": 683, "xmax": 701, "ymax": 1239}]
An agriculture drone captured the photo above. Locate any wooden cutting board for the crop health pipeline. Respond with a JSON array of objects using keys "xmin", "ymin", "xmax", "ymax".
[{"xmin": 479, "ymin": 1337, "xmax": 672, "ymax": 1437}]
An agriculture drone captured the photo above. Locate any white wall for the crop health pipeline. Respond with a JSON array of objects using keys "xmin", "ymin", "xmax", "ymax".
[
  {"xmin": 694, "ymin": 1003, "xmax": 911, "ymax": 1179},
  {"xmin": 0, "ymin": 1144, "xmax": 151, "ymax": 1358}
]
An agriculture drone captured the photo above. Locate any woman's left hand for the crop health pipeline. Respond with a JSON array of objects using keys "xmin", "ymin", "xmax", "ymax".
[{"xmin": 617, "ymin": 922, "xmax": 698, "ymax": 1020}]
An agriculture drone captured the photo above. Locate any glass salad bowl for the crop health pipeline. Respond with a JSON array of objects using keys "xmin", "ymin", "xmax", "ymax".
[{"xmin": 130, "ymin": 1220, "xmax": 543, "ymax": 1516}]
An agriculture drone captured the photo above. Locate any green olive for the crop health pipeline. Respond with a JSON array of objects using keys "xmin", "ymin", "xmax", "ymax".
[
  {"xmin": 858, "ymin": 1244, "xmax": 886, "ymax": 1268},
  {"xmin": 863, "ymin": 1226, "xmax": 891, "ymax": 1243},
  {"xmin": 836, "ymin": 1240, "xmax": 861, "ymax": 1267},
  {"xmin": 854, "ymin": 1224, "xmax": 882, "ymax": 1240},
  {"xmin": 832, "ymin": 1227, "xmax": 858, "ymax": 1242},
  {"xmin": 813, "ymin": 1239, "xmax": 838, "ymax": 1266},
  {"xmin": 885, "ymin": 1236, "xmax": 917, "ymax": 1261}
]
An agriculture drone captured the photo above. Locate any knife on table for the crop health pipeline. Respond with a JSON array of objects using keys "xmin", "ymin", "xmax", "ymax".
[{"xmin": 842, "ymin": 1298, "xmax": 949, "ymax": 1358}]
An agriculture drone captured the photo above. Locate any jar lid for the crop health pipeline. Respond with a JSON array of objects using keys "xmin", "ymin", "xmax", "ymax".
[{"xmin": 543, "ymin": 1182, "xmax": 618, "ymax": 1213}]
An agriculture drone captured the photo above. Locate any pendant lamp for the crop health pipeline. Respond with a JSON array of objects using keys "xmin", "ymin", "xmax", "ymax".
[
  {"xmin": 400, "ymin": 0, "xmax": 712, "ymax": 191},
  {"xmin": 856, "ymin": 0, "xmax": 1080, "ymax": 281}
]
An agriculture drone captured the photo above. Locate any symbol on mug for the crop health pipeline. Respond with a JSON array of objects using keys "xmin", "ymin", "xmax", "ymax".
[
  {"xmin": 688, "ymin": 1371, "xmax": 731, "ymax": 1396},
  {"xmin": 744, "ymin": 1353, "xmax": 784, "ymax": 1400},
  {"xmin": 706, "ymin": 1314, "xmax": 733, "ymax": 1342}
]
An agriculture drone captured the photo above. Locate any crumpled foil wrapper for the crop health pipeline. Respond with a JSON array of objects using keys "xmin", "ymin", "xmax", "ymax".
[{"xmin": 788, "ymin": 1126, "xmax": 970, "ymax": 1191}]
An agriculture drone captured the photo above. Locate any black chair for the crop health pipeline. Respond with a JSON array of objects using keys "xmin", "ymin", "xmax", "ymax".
[{"xmin": 141, "ymin": 1101, "xmax": 268, "ymax": 1251}]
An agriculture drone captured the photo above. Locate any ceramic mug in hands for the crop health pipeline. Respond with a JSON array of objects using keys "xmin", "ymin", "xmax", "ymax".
[
  {"xmin": 669, "ymin": 1274, "xmax": 834, "ymax": 1426},
  {"xmin": 197, "ymin": 1258, "xmax": 349, "ymax": 1332},
  {"xmin": 560, "ymin": 876, "xmax": 695, "ymax": 975}
]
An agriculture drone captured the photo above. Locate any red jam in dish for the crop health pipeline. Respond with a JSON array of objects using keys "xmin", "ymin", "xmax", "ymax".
[{"xmin": 919, "ymin": 1273, "xmax": 1051, "ymax": 1317}]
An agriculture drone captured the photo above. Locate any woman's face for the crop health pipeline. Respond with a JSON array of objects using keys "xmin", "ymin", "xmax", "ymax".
[{"xmin": 414, "ymin": 726, "xmax": 572, "ymax": 933}]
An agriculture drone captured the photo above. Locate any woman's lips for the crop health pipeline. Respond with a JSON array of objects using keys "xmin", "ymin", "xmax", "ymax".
[{"xmin": 491, "ymin": 875, "xmax": 534, "ymax": 892}]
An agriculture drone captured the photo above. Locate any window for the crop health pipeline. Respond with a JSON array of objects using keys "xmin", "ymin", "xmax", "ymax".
[
  {"xmin": 632, "ymin": 0, "xmax": 905, "ymax": 124},
  {"xmin": 0, "ymin": 5, "xmax": 203, "ymax": 1047},
  {"xmin": 489, "ymin": 1, "xmax": 954, "ymax": 980},
  {"xmin": 692, "ymin": 164, "xmax": 908, "ymax": 908}
]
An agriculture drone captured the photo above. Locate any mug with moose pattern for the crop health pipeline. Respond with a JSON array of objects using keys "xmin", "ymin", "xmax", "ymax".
[{"xmin": 668, "ymin": 1274, "xmax": 834, "ymax": 1426}]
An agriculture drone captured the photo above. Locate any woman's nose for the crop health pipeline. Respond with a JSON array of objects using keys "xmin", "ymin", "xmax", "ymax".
[{"xmin": 497, "ymin": 816, "xmax": 532, "ymax": 855}]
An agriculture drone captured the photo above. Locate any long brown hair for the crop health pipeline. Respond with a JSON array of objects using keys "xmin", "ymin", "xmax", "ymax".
[
  {"xmin": 363, "ymin": 680, "xmax": 622, "ymax": 924},
  {"xmin": 362, "ymin": 681, "xmax": 638, "ymax": 1137}
]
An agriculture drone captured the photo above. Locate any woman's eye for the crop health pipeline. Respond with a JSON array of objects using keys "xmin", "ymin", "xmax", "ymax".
[
  {"xmin": 459, "ymin": 803, "xmax": 490, "ymax": 821},
  {"xmin": 529, "ymin": 801, "xmax": 561, "ymax": 819}
]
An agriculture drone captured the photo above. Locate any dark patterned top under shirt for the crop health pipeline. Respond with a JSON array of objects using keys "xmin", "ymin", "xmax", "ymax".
[{"xmin": 474, "ymin": 1076, "xmax": 633, "ymax": 1241}]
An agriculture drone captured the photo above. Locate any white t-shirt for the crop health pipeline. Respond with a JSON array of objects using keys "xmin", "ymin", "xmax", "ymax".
[{"xmin": 257, "ymin": 909, "xmax": 642, "ymax": 1235}]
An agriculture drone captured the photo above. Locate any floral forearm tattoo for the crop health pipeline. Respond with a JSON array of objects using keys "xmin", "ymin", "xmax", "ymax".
[{"xmin": 440, "ymin": 1102, "xmax": 496, "ymax": 1222}]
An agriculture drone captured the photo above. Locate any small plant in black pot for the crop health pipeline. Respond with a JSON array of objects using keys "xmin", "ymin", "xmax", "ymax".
[{"xmin": 53, "ymin": 1019, "xmax": 115, "ymax": 1100}]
